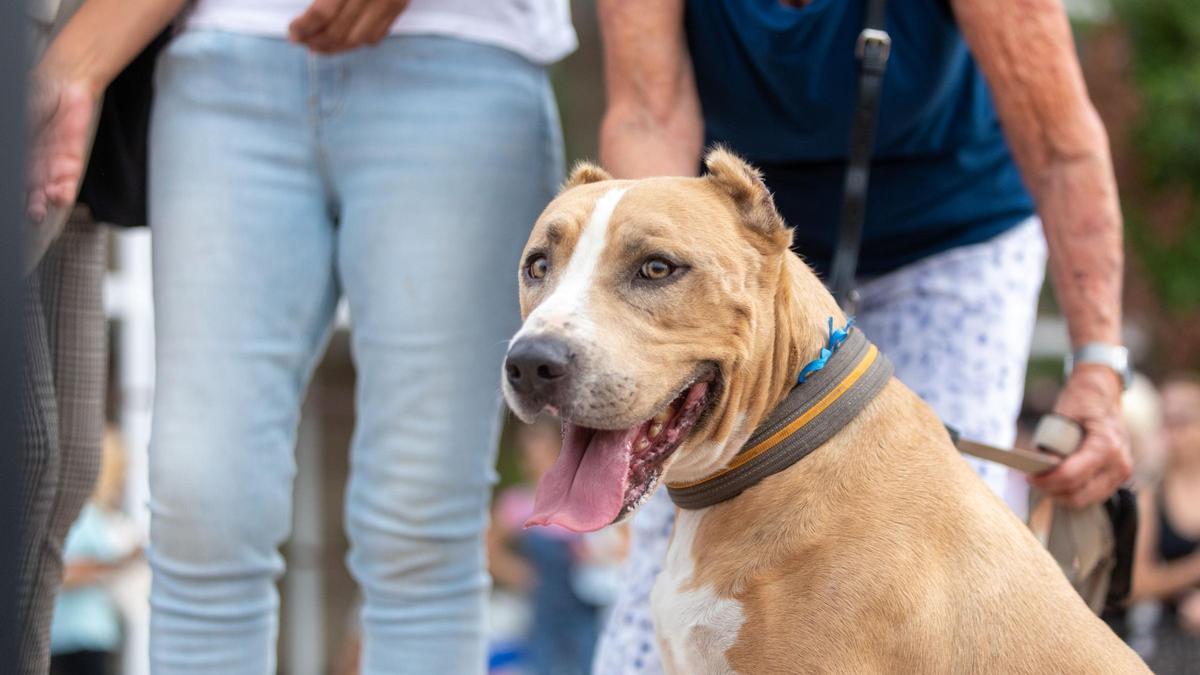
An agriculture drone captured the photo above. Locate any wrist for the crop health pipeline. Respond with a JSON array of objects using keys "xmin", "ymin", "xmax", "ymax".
[
  {"xmin": 37, "ymin": 18, "xmax": 131, "ymax": 100},
  {"xmin": 1064, "ymin": 311, "xmax": 1121, "ymax": 352},
  {"xmin": 37, "ymin": 48, "xmax": 107, "ymax": 100},
  {"xmin": 1065, "ymin": 341, "xmax": 1130, "ymax": 391},
  {"xmin": 1066, "ymin": 363, "xmax": 1124, "ymax": 401}
]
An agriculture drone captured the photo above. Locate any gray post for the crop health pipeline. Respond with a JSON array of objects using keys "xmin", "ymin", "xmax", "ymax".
[{"xmin": 0, "ymin": 2, "xmax": 28, "ymax": 671}]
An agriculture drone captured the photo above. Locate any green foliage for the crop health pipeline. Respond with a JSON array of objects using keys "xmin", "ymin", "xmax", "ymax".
[
  {"xmin": 1112, "ymin": 0, "xmax": 1200, "ymax": 312},
  {"xmin": 1126, "ymin": 211, "xmax": 1200, "ymax": 311}
]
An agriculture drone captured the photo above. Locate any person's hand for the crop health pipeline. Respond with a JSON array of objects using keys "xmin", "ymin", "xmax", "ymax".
[
  {"xmin": 61, "ymin": 558, "xmax": 109, "ymax": 588},
  {"xmin": 288, "ymin": 0, "xmax": 411, "ymax": 54},
  {"xmin": 26, "ymin": 68, "xmax": 97, "ymax": 223},
  {"xmin": 1179, "ymin": 590, "xmax": 1200, "ymax": 636},
  {"xmin": 1028, "ymin": 364, "xmax": 1133, "ymax": 508}
]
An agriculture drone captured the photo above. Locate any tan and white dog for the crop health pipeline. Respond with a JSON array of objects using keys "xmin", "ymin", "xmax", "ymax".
[{"xmin": 500, "ymin": 148, "xmax": 1148, "ymax": 674}]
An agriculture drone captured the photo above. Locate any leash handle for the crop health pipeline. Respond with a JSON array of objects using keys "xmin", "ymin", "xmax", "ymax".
[
  {"xmin": 1028, "ymin": 413, "xmax": 1084, "ymax": 544},
  {"xmin": 829, "ymin": 0, "xmax": 890, "ymax": 310},
  {"xmin": 1032, "ymin": 413, "xmax": 1084, "ymax": 457}
]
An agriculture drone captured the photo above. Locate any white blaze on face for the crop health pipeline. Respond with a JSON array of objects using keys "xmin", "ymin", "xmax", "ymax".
[{"xmin": 518, "ymin": 187, "xmax": 628, "ymax": 340}]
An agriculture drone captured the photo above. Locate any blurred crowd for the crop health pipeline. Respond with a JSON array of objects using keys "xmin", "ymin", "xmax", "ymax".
[
  {"xmin": 46, "ymin": 430, "xmax": 146, "ymax": 675},
  {"xmin": 1114, "ymin": 375, "xmax": 1200, "ymax": 672},
  {"xmin": 1015, "ymin": 371, "xmax": 1200, "ymax": 674},
  {"xmin": 486, "ymin": 419, "xmax": 627, "ymax": 675}
]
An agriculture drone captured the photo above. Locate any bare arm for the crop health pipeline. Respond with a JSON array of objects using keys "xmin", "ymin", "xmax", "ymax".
[
  {"xmin": 486, "ymin": 503, "xmax": 533, "ymax": 590},
  {"xmin": 954, "ymin": 0, "xmax": 1131, "ymax": 507},
  {"xmin": 40, "ymin": 0, "xmax": 186, "ymax": 98},
  {"xmin": 597, "ymin": 0, "xmax": 703, "ymax": 178},
  {"xmin": 27, "ymin": 0, "xmax": 184, "ymax": 221},
  {"xmin": 1130, "ymin": 490, "xmax": 1200, "ymax": 602}
]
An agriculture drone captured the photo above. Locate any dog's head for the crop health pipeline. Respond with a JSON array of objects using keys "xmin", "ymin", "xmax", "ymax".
[{"xmin": 502, "ymin": 148, "xmax": 840, "ymax": 531}]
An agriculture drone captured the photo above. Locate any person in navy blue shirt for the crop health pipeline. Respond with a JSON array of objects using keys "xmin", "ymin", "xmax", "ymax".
[{"xmin": 593, "ymin": 1, "xmax": 1133, "ymax": 672}]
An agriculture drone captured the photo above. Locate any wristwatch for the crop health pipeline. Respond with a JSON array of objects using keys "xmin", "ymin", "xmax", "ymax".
[{"xmin": 1064, "ymin": 342, "xmax": 1132, "ymax": 391}]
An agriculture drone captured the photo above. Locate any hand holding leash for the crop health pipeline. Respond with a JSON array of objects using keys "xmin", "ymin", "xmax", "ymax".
[{"xmin": 1029, "ymin": 364, "xmax": 1132, "ymax": 509}]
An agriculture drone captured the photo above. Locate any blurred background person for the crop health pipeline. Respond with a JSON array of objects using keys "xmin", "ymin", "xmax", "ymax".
[
  {"xmin": 21, "ymin": 6, "xmax": 103, "ymax": 675},
  {"xmin": 489, "ymin": 419, "xmax": 627, "ymax": 675},
  {"xmin": 21, "ymin": 1, "xmax": 161, "ymax": 671},
  {"xmin": 49, "ymin": 429, "xmax": 144, "ymax": 675},
  {"xmin": 1123, "ymin": 373, "xmax": 1168, "ymax": 490},
  {"xmin": 1127, "ymin": 375, "xmax": 1200, "ymax": 673}
]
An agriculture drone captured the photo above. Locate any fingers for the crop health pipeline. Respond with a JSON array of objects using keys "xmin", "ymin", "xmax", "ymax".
[
  {"xmin": 303, "ymin": 0, "xmax": 368, "ymax": 53},
  {"xmin": 1028, "ymin": 423, "xmax": 1131, "ymax": 508},
  {"xmin": 46, "ymin": 159, "xmax": 85, "ymax": 203},
  {"xmin": 26, "ymin": 158, "xmax": 83, "ymax": 222},
  {"xmin": 26, "ymin": 145, "xmax": 49, "ymax": 221},
  {"xmin": 1050, "ymin": 463, "xmax": 1120, "ymax": 509},
  {"xmin": 359, "ymin": 0, "xmax": 411, "ymax": 45},
  {"xmin": 26, "ymin": 78, "xmax": 59, "ymax": 221},
  {"xmin": 292, "ymin": 0, "xmax": 408, "ymax": 53},
  {"xmin": 1029, "ymin": 436, "xmax": 1102, "ymax": 494},
  {"xmin": 25, "ymin": 82, "xmax": 94, "ymax": 222},
  {"xmin": 27, "ymin": 190, "xmax": 48, "ymax": 222},
  {"xmin": 288, "ymin": 0, "xmax": 341, "ymax": 42},
  {"xmin": 347, "ymin": 4, "xmax": 393, "ymax": 47}
]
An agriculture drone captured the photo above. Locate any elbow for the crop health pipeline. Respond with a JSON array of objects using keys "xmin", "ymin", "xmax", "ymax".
[
  {"xmin": 599, "ymin": 98, "xmax": 704, "ymax": 159},
  {"xmin": 1126, "ymin": 585, "xmax": 1152, "ymax": 605},
  {"xmin": 1012, "ymin": 98, "xmax": 1116, "ymax": 202},
  {"xmin": 1037, "ymin": 105, "xmax": 1114, "ymax": 181},
  {"xmin": 1053, "ymin": 107, "xmax": 1112, "ymax": 170},
  {"xmin": 602, "ymin": 97, "xmax": 701, "ymax": 140},
  {"xmin": 1127, "ymin": 577, "xmax": 1152, "ymax": 605},
  {"xmin": 1128, "ymin": 568, "xmax": 1167, "ymax": 605},
  {"xmin": 1029, "ymin": 145, "xmax": 1121, "ymax": 214}
]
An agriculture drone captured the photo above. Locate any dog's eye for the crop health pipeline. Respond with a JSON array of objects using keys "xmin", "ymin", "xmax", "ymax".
[
  {"xmin": 525, "ymin": 254, "xmax": 549, "ymax": 280},
  {"xmin": 638, "ymin": 258, "xmax": 675, "ymax": 281}
]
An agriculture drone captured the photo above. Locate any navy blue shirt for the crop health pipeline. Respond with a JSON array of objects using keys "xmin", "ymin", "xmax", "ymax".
[{"xmin": 685, "ymin": 0, "xmax": 1035, "ymax": 276}]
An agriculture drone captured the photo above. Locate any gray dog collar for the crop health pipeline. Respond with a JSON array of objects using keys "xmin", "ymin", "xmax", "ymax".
[{"xmin": 666, "ymin": 329, "xmax": 893, "ymax": 509}]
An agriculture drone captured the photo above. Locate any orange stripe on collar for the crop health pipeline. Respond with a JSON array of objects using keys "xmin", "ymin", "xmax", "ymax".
[
  {"xmin": 666, "ymin": 330, "xmax": 893, "ymax": 509},
  {"xmin": 668, "ymin": 345, "xmax": 878, "ymax": 490}
]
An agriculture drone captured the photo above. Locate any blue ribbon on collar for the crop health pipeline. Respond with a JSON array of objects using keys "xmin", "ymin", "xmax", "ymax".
[{"xmin": 797, "ymin": 316, "xmax": 856, "ymax": 384}]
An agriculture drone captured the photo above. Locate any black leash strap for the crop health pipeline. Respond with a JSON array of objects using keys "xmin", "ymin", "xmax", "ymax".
[{"xmin": 828, "ymin": 0, "xmax": 891, "ymax": 310}]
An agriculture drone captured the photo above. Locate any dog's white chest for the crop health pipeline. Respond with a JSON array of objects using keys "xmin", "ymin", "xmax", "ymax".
[{"xmin": 651, "ymin": 509, "xmax": 746, "ymax": 675}]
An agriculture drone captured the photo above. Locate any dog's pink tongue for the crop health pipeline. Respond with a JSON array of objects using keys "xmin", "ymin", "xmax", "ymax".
[{"xmin": 527, "ymin": 423, "xmax": 640, "ymax": 532}]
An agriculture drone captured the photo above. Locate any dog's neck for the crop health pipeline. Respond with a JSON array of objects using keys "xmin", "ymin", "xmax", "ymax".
[
  {"xmin": 759, "ymin": 253, "xmax": 846, "ymax": 426},
  {"xmin": 674, "ymin": 374, "xmax": 903, "ymax": 599},
  {"xmin": 681, "ymin": 252, "xmax": 846, "ymax": 483}
]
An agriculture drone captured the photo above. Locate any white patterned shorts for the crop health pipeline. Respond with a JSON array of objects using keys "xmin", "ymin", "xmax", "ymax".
[{"xmin": 593, "ymin": 218, "xmax": 1048, "ymax": 674}]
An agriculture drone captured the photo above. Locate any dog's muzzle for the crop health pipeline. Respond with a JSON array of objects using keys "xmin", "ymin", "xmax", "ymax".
[{"xmin": 504, "ymin": 335, "xmax": 576, "ymax": 407}]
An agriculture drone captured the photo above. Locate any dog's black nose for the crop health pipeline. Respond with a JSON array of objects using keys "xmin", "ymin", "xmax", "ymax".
[{"xmin": 505, "ymin": 336, "xmax": 574, "ymax": 397}]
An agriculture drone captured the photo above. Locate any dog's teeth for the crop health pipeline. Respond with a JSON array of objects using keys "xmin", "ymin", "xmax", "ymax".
[
  {"xmin": 653, "ymin": 408, "xmax": 672, "ymax": 425},
  {"xmin": 637, "ymin": 437, "xmax": 650, "ymax": 451},
  {"xmin": 649, "ymin": 422, "xmax": 663, "ymax": 438}
]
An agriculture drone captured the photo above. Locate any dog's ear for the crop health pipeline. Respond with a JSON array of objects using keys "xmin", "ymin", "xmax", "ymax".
[
  {"xmin": 561, "ymin": 161, "xmax": 614, "ymax": 191},
  {"xmin": 704, "ymin": 146, "xmax": 786, "ymax": 237}
]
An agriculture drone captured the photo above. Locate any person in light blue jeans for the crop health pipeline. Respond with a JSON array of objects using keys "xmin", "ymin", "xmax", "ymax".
[{"xmin": 147, "ymin": 29, "xmax": 566, "ymax": 674}]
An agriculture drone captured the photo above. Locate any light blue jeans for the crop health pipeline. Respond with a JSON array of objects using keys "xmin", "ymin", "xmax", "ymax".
[{"xmin": 147, "ymin": 31, "xmax": 563, "ymax": 674}]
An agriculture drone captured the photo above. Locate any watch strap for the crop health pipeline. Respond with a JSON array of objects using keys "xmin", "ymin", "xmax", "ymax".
[{"xmin": 1065, "ymin": 342, "xmax": 1131, "ymax": 390}]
